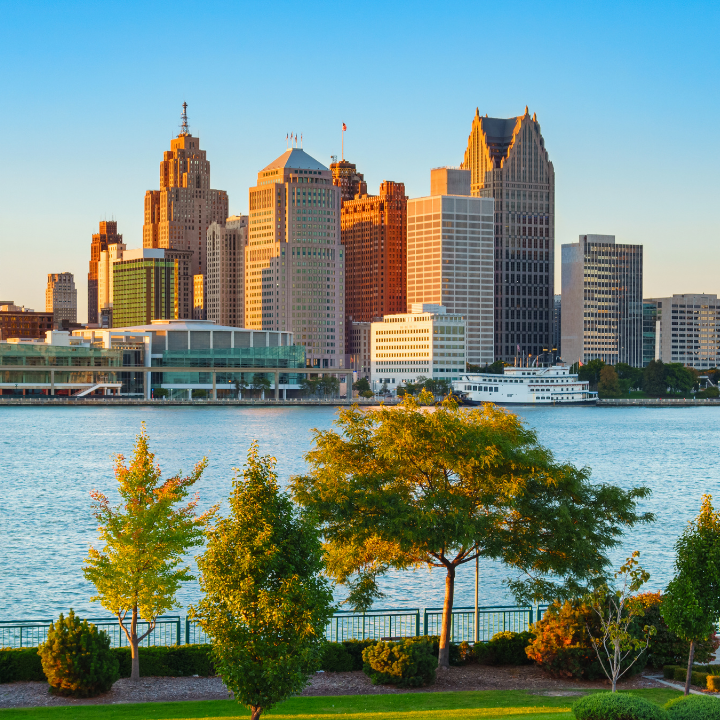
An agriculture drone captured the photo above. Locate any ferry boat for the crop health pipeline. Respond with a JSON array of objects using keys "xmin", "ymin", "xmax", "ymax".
[{"xmin": 452, "ymin": 364, "xmax": 597, "ymax": 405}]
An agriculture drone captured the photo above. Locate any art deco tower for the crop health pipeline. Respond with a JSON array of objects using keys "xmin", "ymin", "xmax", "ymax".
[
  {"xmin": 88, "ymin": 220, "xmax": 123, "ymax": 325},
  {"xmin": 143, "ymin": 104, "xmax": 229, "ymax": 317},
  {"xmin": 461, "ymin": 107, "xmax": 555, "ymax": 364}
]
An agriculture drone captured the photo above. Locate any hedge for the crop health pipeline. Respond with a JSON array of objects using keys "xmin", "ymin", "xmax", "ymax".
[{"xmin": 0, "ymin": 645, "xmax": 215, "ymax": 683}]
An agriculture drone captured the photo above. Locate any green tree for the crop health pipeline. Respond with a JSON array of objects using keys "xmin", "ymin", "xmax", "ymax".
[
  {"xmin": 300, "ymin": 377, "xmax": 319, "ymax": 398},
  {"xmin": 84, "ymin": 425, "xmax": 213, "ymax": 681},
  {"xmin": 643, "ymin": 360, "xmax": 666, "ymax": 396},
  {"xmin": 191, "ymin": 442, "xmax": 333, "ymax": 720},
  {"xmin": 598, "ymin": 366, "xmax": 622, "ymax": 398},
  {"xmin": 661, "ymin": 495, "xmax": 720, "ymax": 695},
  {"xmin": 584, "ymin": 552, "xmax": 656, "ymax": 692},
  {"xmin": 318, "ymin": 374, "xmax": 339, "ymax": 398},
  {"xmin": 467, "ymin": 361, "xmax": 506, "ymax": 374},
  {"xmin": 353, "ymin": 377, "xmax": 371, "ymax": 395},
  {"xmin": 615, "ymin": 364, "xmax": 644, "ymax": 394},
  {"xmin": 575, "ymin": 359, "xmax": 605, "ymax": 387},
  {"xmin": 234, "ymin": 375, "xmax": 249, "ymax": 399},
  {"xmin": 292, "ymin": 393, "xmax": 651, "ymax": 669},
  {"xmin": 251, "ymin": 374, "xmax": 272, "ymax": 399},
  {"xmin": 664, "ymin": 363, "xmax": 695, "ymax": 395}
]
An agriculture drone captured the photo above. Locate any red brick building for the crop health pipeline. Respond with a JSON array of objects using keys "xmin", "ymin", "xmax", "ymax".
[{"xmin": 0, "ymin": 304, "xmax": 54, "ymax": 340}]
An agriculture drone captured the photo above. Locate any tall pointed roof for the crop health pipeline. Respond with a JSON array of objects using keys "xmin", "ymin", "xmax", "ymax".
[{"xmin": 262, "ymin": 148, "xmax": 327, "ymax": 172}]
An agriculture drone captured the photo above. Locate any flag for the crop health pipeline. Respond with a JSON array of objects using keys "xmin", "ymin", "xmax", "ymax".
[
  {"xmin": 342, "ymin": 122, "xmax": 347, "ymax": 131},
  {"xmin": 578, "ymin": 360, "xmax": 584, "ymax": 367},
  {"xmin": 516, "ymin": 344, "xmax": 520, "ymax": 353}
]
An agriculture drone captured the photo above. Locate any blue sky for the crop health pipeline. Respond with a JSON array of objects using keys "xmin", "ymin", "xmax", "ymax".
[{"xmin": 1, "ymin": 0, "xmax": 718, "ymax": 321}]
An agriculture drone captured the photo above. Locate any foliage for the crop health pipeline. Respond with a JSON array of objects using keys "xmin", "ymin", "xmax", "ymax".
[
  {"xmin": 362, "ymin": 637, "xmax": 437, "ymax": 687},
  {"xmin": 251, "ymin": 374, "xmax": 272, "ymax": 397},
  {"xmin": 638, "ymin": 593, "xmax": 719, "ymax": 668},
  {"xmin": 644, "ymin": 360, "xmax": 667, "ymax": 396},
  {"xmin": 112, "ymin": 644, "xmax": 215, "ymax": 678},
  {"xmin": 319, "ymin": 643, "xmax": 355, "ymax": 672},
  {"xmin": 302, "ymin": 375, "xmax": 339, "ymax": 398},
  {"xmin": 708, "ymin": 675, "xmax": 720, "ymax": 692},
  {"xmin": 479, "ymin": 631, "xmax": 533, "ymax": 666},
  {"xmin": 360, "ymin": 390, "xmax": 374, "ymax": 398},
  {"xmin": 234, "ymin": 375, "xmax": 249, "ymax": 398},
  {"xmin": 191, "ymin": 442, "xmax": 334, "ymax": 720},
  {"xmin": 585, "ymin": 553, "xmax": 656, "ymax": 691},
  {"xmin": 616, "ymin": 364, "xmax": 645, "ymax": 394},
  {"xmin": 191, "ymin": 389, "xmax": 207, "ymax": 398},
  {"xmin": 83, "ymin": 425, "xmax": 212, "ymax": 681},
  {"xmin": 664, "ymin": 364, "xmax": 695, "ymax": 395},
  {"xmin": 0, "ymin": 647, "xmax": 47, "ymax": 683},
  {"xmin": 293, "ymin": 394, "xmax": 651, "ymax": 668},
  {"xmin": 662, "ymin": 495, "xmax": 720, "ymax": 694},
  {"xmin": 576, "ymin": 359, "xmax": 605, "ymax": 386},
  {"xmin": 665, "ymin": 694, "xmax": 720, "ymax": 720},
  {"xmin": 598, "ymin": 365, "xmax": 622, "ymax": 398},
  {"xmin": 696, "ymin": 386, "xmax": 719, "ymax": 398},
  {"xmin": 467, "ymin": 361, "xmax": 506, "ymax": 374},
  {"xmin": 352, "ymin": 377, "xmax": 371, "ymax": 394},
  {"xmin": 573, "ymin": 692, "xmax": 668, "ymax": 720},
  {"xmin": 38, "ymin": 610, "xmax": 119, "ymax": 698}
]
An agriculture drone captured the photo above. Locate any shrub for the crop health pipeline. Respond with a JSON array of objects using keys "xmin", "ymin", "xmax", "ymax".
[
  {"xmin": 38, "ymin": 611, "xmax": 119, "ymax": 698},
  {"xmin": 663, "ymin": 665, "xmax": 679, "ymax": 679},
  {"xmin": 0, "ymin": 648, "xmax": 45, "ymax": 683},
  {"xmin": 457, "ymin": 641, "xmax": 476, "ymax": 665},
  {"xmin": 339, "ymin": 639, "xmax": 377, "ymax": 671},
  {"xmin": 483, "ymin": 631, "xmax": 533, "ymax": 666},
  {"xmin": 707, "ymin": 675, "xmax": 720, "ymax": 692},
  {"xmin": 573, "ymin": 692, "xmax": 668, "ymax": 720},
  {"xmin": 362, "ymin": 637, "xmax": 437, "ymax": 687},
  {"xmin": 113, "ymin": 644, "xmax": 214, "ymax": 678},
  {"xmin": 319, "ymin": 642, "xmax": 354, "ymax": 672},
  {"xmin": 665, "ymin": 694, "xmax": 720, "ymax": 719}
]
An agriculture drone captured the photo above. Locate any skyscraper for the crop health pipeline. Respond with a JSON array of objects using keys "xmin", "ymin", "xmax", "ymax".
[
  {"xmin": 561, "ymin": 235, "xmax": 643, "ymax": 367},
  {"xmin": 206, "ymin": 215, "xmax": 248, "ymax": 327},
  {"xmin": 330, "ymin": 159, "xmax": 367, "ymax": 203},
  {"xmin": 461, "ymin": 107, "xmax": 555, "ymax": 363},
  {"xmin": 97, "ymin": 240, "xmax": 126, "ymax": 327},
  {"xmin": 45, "ymin": 273, "xmax": 77, "ymax": 327},
  {"xmin": 407, "ymin": 184, "xmax": 494, "ymax": 368},
  {"xmin": 88, "ymin": 220, "xmax": 123, "ymax": 325},
  {"xmin": 247, "ymin": 148, "xmax": 345, "ymax": 368},
  {"xmin": 143, "ymin": 104, "xmax": 229, "ymax": 315},
  {"xmin": 341, "ymin": 181, "xmax": 407, "ymax": 353}
]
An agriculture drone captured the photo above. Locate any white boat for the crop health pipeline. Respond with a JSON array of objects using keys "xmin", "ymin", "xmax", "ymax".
[{"xmin": 452, "ymin": 364, "xmax": 597, "ymax": 405}]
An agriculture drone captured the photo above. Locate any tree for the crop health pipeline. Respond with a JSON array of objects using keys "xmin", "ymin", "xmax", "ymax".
[
  {"xmin": 467, "ymin": 361, "xmax": 505, "ymax": 374},
  {"xmin": 643, "ymin": 360, "xmax": 666, "ymax": 396},
  {"xmin": 664, "ymin": 363, "xmax": 695, "ymax": 395},
  {"xmin": 234, "ymin": 375, "xmax": 249, "ymax": 399},
  {"xmin": 191, "ymin": 442, "xmax": 333, "ymax": 720},
  {"xmin": 576, "ymin": 359, "xmax": 605, "ymax": 387},
  {"xmin": 598, "ymin": 365, "xmax": 622, "ymax": 398},
  {"xmin": 251, "ymin": 373, "xmax": 272, "ymax": 399},
  {"xmin": 291, "ymin": 393, "xmax": 652, "ymax": 669},
  {"xmin": 84, "ymin": 425, "xmax": 213, "ymax": 681},
  {"xmin": 661, "ymin": 495, "xmax": 720, "ymax": 695},
  {"xmin": 615, "ymin": 364, "xmax": 643, "ymax": 394},
  {"xmin": 300, "ymin": 377, "xmax": 319, "ymax": 398},
  {"xmin": 353, "ymin": 377, "xmax": 371, "ymax": 395},
  {"xmin": 584, "ymin": 552, "xmax": 656, "ymax": 692},
  {"xmin": 317, "ymin": 374, "xmax": 339, "ymax": 399}
]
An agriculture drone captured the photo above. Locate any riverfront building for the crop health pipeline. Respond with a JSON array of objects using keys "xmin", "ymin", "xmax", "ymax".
[
  {"xmin": 348, "ymin": 321, "xmax": 372, "ymax": 379},
  {"xmin": 341, "ymin": 181, "xmax": 407, "ymax": 351},
  {"xmin": 206, "ymin": 215, "xmax": 248, "ymax": 328},
  {"xmin": 142, "ymin": 104, "xmax": 229, "ymax": 316},
  {"xmin": 407, "ymin": 188, "xmax": 494, "ymax": 367},
  {"xmin": 644, "ymin": 294, "xmax": 720, "ymax": 370},
  {"xmin": 246, "ymin": 148, "xmax": 345, "ymax": 369},
  {"xmin": 370, "ymin": 304, "xmax": 466, "ymax": 391},
  {"xmin": 88, "ymin": 221, "xmax": 123, "ymax": 325},
  {"xmin": 561, "ymin": 235, "xmax": 643, "ymax": 367},
  {"xmin": 461, "ymin": 107, "xmax": 556, "ymax": 364},
  {"xmin": 0, "ymin": 303, "xmax": 54, "ymax": 340},
  {"xmin": 45, "ymin": 273, "xmax": 77, "ymax": 327}
]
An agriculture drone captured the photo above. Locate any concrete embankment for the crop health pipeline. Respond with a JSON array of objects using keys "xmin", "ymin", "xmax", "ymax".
[{"xmin": 597, "ymin": 398, "xmax": 720, "ymax": 407}]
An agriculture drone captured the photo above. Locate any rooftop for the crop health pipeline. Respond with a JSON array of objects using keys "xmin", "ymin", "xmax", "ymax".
[{"xmin": 262, "ymin": 148, "xmax": 328, "ymax": 173}]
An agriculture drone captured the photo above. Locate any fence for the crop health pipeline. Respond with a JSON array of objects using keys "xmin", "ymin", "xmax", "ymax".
[{"xmin": 1, "ymin": 606, "xmax": 546, "ymax": 650}]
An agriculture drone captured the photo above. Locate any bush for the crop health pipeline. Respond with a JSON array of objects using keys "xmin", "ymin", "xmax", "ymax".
[
  {"xmin": 573, "ymin": 692, "xmax": 668, "ymax": 720},
  {"xmin": 707, "ymin": 675, "xmax": 720, "ymax": 692},
  {"xmin": 696, "ymin": 387, "xmax": 720, "ymax": 399},
  {"xmin": 665, "ymin": 694, "xmax": 720, "ymax": 719},
  {"xmin": 481, "ymin": 631, "xmax": 533, "ymax": 666},
  {"xmin": 38, "ymin": 611, "xmax": 119, "ymax": 698},
  {"xmin": 663, "ymin": 665, "xmax": 679, "ymax": 679},
  {"xmin": 338, "ymin": 639, "xmax": 377, "ymax": 671},
  {"xmin": 113, "ymin": 644, "xmax": 214, "ymax": 678},
  {"xmin": 0, "ymin": 648, "xmax": 45, "ymax": 683},
  {"xmin": 671, "ymin": 666, "xmax": 711, "ymax": 687},
  {"xmin": 362, "ymin": 637, "xmax": 437, "ymax": 687},
  {"xmin": 319, "ymin": 642, "xmax": 355, "ymax": 672}
]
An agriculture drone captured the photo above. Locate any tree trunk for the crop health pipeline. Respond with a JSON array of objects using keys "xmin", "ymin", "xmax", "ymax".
[
  {"xmin": 250, "ymin": 706, "xmax": 263, "ymax": 720},
  {"xmin": 130, "ymin": 605, "xmax": 140, "ymax": 681},
  {"xmin": 684, "ymin": 639, "xmax": 695, "ymax": 695},
  {"xmin": 612, "ymin": 638, "xmax": 619, "ymax": 692},
  {"xmin": 438, "ymin": 565, "xmax": 456, "ymax": 669}
]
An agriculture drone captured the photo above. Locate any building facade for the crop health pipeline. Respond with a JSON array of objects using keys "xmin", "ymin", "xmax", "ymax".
[
  {"xmin": 206, "ymin": 215, "xmax": 248, "ymax": 327},
  {"xmin": 341, "ymin": 181, "xmax": 407, "ymax": 351},
  {"xmin": 330, "ymin": 158, "xmax": 367, "ymax": 203},
  {"xmin": 349, "ymin": 321, "xmax": 372, "ymax": 378},
  {"xmin": 112, "ymin": 249, "xmax": 176, "ymax": 327},
  {"xmin": 45, "ymin": 273, "xmax": 77, "ymax": 326},
  {"xmin": 88, "ymin": 221, "xmax": 123, "ymax": 324},
  {"xmin": 553, "ymin": 294, "xmax": 562, "ymax": 359},
  {"xmin": 430, "ymin": 167, "xmax": 471, "ymax": 196},
  {"xmin": 97, "ymin": 241, "xmax": 126, "ymax": 327},
  {"xmin": 246, "ymin": 148, "xmax": 345, "ymax": 368},
  {"xmin": 645, "ymin": 294, "xmax": 720, "ymax": 370},
  {"xmin": 407, "ymin": 192, "xmax": 494, "ymax": 367},
  {"xmin": 370, "ymin": 304, "xmax": 466, "ymax": 390},
  {"xmin": 142, "ymin": 105, "xmax": 229, "ymax": 315},
  {"xmin": 461, "ymin": 107, "xmax": 555, "ymax": 363},
  {"xmin": 642, "ymin": 301, "xmax": 658, "ymax": 367},
  {"xmin": 561, "ymin": 235, "xmax": 643, "ymax": 366},
  {"xmin": 0, "ymin": 303, "xmax": 54, "ymax": 340},
  {"xmin": 193, "ymin": 274, "xmax": 205, "ymax": 320}
]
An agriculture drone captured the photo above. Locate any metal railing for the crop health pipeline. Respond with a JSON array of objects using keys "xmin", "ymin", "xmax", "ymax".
[{"xmin": 1, "ymin": 606, "xmax": 546, "ymax": 649}]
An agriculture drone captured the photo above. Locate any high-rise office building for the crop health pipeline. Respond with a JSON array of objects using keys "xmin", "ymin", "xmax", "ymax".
[
  {"xmin": 193, "ymin": 275, "xmax": 205, "ymax": 320},
  {"xmin": 461, "ymin": 107, "xmax": 555, "ymax": 363},
  {"xmin": 142, "ymin": 104, "xmax": 229, "ymax": 316},
  {"xmin": 97, "ymin": 240, "xmax": 126, "ymax": 327},
  {"xmin": 431, "ymin": 167, "xmax": 471, "ymax": 196},
  {"xmin": 46, "ymin": 273, "xmax": 77, "ymax": 327},
  {"xmin": 247, "ymin": 148, "xmax": 344, "ymax": 368},
  {"xmin": 341, "ymin": 181, "xmax": 407, "ymax": 352},
  {"xmin": 0, "ymin": 303, "xmax": 53, "ymax": 340},
  {"xmin": 561, "ymin": 235, "xmax": 643, "ymax": 367},
  {"xmin": 112, "ymin": 249, "xmax": 176, "ymax": 327},
  {"xmin": 349, "ymin": 321, "xmax": 372, "ymax": 378},
  {"xmin": 644, "ymin": 294, "xmax": 720, "ymax": 370},
  {"xmin": 207, "ymin": 215, "xmax": 248, "ymax": 327},
  {"xmin": 553, "ymin": 294, "xmax": 562, "ymax": 359},
  {"xmin": 330, "ymin": 159, "xmax": 367, "ymax": 204},
  {"xmin": 642, "ymin": 301, "xmax": 658, "ymax": 367},
  {"xmin": 407, "ymin": 185, "xmax": 494, "ymax": 367},
  {"xmin": 88, "ymin": 220, "xmax": 123, "ymax": 324}
]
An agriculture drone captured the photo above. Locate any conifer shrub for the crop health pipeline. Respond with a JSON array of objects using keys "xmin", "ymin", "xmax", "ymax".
[
  {"xmin": 362, "ymin": 637, "xmax": 437, "ymax": 687},
  {"xmin": 38, "ymin": 610, "xmax": 119, "ymax": 698},
  {"xmin": 665, "ymin": 694, "xmax": 720, "ymax": 720},
  {"xmin": 573, "ymin": 692, "xmax": 668, "ymax": 720},
  {"xmin": 707, "ymin": 675, "xmax": 720, "ymax": 692}
]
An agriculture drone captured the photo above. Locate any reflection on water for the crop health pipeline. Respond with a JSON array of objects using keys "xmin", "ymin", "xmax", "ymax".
[{"xmin": 0, "ymin": 405, "xmax": 717, "ymax": 618}]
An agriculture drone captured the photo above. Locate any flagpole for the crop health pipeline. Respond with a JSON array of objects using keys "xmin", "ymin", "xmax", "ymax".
[{"xmin": 342, "ymin": 124, "xmax": 344, "ymax": 161}]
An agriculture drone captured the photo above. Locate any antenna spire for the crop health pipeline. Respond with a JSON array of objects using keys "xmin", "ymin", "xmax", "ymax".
[{"xmin": 180, "ymin": 102, "xmax": 189, "ymax": 135}]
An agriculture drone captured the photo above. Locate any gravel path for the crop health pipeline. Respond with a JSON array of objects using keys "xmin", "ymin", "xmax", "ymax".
[{"xmin": 0, "ymin": 667, "xmax": 672, "ymax": 710}]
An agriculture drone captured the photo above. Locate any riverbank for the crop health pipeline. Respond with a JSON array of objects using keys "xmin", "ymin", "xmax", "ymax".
[{"xmin": 0, "ymin": 397, "xmax": 399, "ymax": 407}]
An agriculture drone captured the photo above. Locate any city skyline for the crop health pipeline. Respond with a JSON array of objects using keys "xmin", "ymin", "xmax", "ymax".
[{"xmin": 1, "ymin": 1, "xmax": 718, "ymax": 320}]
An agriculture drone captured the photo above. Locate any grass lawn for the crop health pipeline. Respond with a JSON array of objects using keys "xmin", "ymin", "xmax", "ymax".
[{"xmin": 0, "ymin": 688, "xmax": 681, "ymax": 720}]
